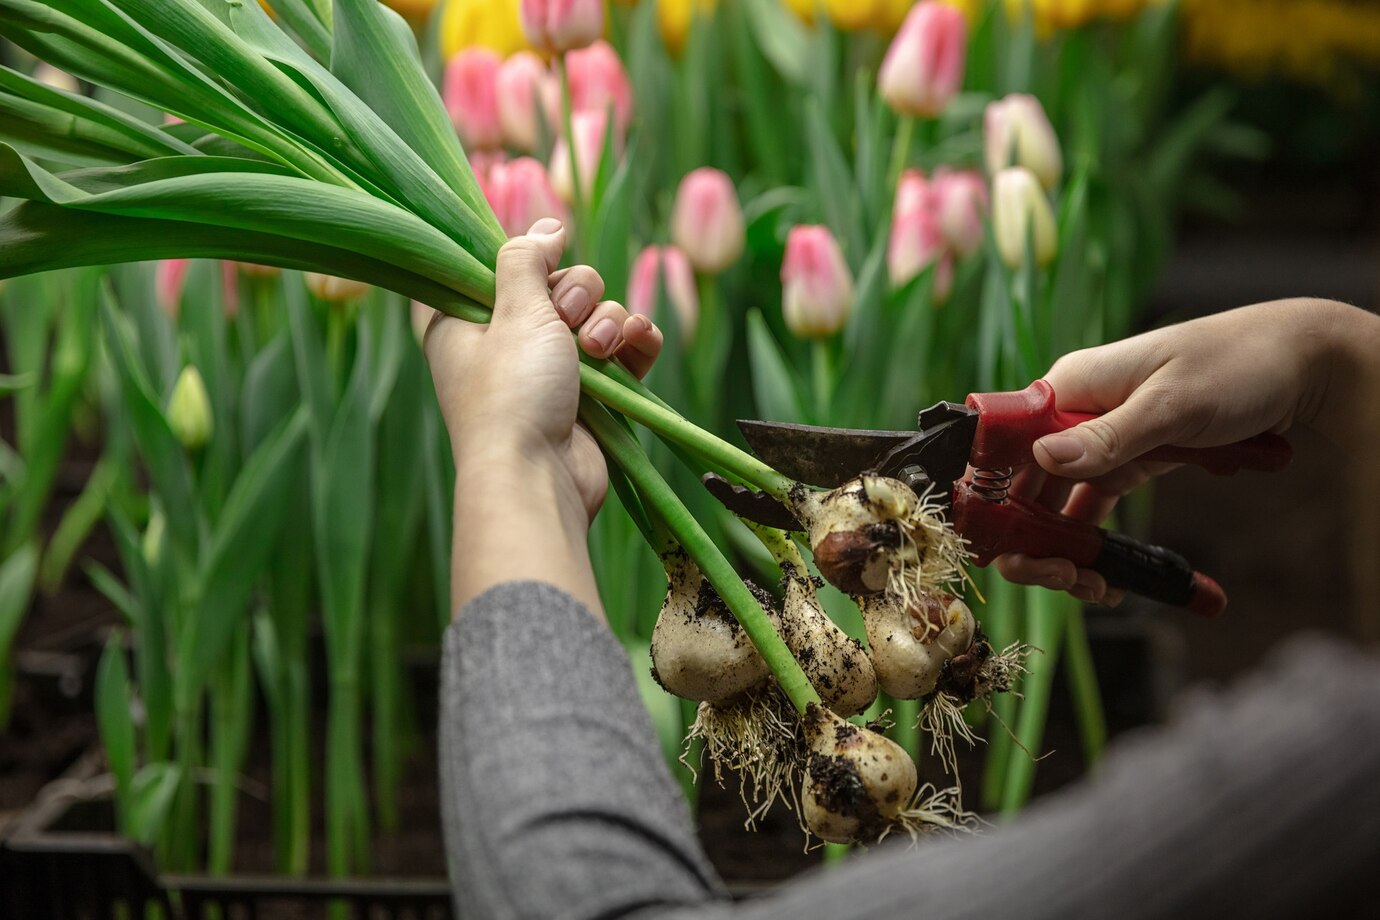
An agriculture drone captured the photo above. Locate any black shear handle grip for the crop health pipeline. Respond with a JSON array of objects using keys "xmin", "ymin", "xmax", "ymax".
[{"xmin": 953, "ymin": 482, "xmax": 1227, "ymax": 616}]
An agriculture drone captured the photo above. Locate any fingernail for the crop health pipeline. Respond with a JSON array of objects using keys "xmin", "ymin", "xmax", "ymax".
[
  {"xmin": 1070, "ymin": 585, "xmax": 1097, "ymax": 603},
  {"xmin": 588, "ymin": 318, "xmax": 619, "ymax": 355},
  {"xmin": 555, "ymin": 285, "xmax": 588, "ymax": 323},
  {"xmin": 1038, "ymin": 434, "xmax": 1085, "ymax": 465},
  {"xmin": 529, "ymin": 217, "xmax": 563, "ymax": 236},
  {"xmin": 629, "ymin": 314, "xmax": 652, "ymax": 334},
  {"xmin": 1038, "ymin": 567, "xmax": 1073, "ymax": 591}
]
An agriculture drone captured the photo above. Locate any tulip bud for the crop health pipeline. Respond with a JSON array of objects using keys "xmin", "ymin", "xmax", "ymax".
[
  {"xmin": 628, "ymin": 245, "xmax": 699, "ymax": 337},
  {"xmin": 304, "ymin": 273, "xmax": 372, "ymax": 303},
  {"xmin": 496, "ymin": 52, "xmax": 559, "ymax": 152},
  {"xmin": 155, "ymin": 259, "xmax": 189, "ymax": 317},
  {"xmin": 670, "ymin": 168, "xmax": 745, "ymax": 275},
  {"xmin": 565, "ymin": 40, "xmax": 633, "ymax": 136},
  {"xmin": 141, "ymin": 510, "xmax": 165, "ymax": 568},
  {"xmin": 486, "ymin": 157, "xmax": 569, "ymax": 238},
  {"xmin": 520, "ymin": 0, "xmax": 603, "ymax": 54},
  {"xmin": 992, "ymin": 167, "xmax": 1057, "ymax": 269},
  {"xmin": 888, "ymin": 196, "xmax": 945, "ymax": 290},
  {"xmin": 168, "ymin": 365, "xmax": 213, "ymax": 452},
  {"xmin": 782, "ymin": 226, "xmax": 854, "ymax": 339},
  {"xmin": 931, "ymin": 168, "xmax": 988, "ymax": 256},
  {"xmin": 984, "ymin": 93, "xmax": 1062, "ymax": 190},
  {"xmin": 549, "ymin": 109, "xmax": 620, "ymax": 203},
  {"xmin": 877, "ymin": 2, "xmax": 967, "ymax": 118},
  {"xmin": 444, "ymin": 48, "xmax": 504, "ymax": 151}
]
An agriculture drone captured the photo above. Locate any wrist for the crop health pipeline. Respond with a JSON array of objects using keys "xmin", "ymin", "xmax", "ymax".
[{"xmin": 1303, "ymin": 300, "xmax": 1380, "ymax": 441}]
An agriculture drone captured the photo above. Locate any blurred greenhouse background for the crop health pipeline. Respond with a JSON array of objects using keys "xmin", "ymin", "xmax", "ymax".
[{"xmin": 0, "ymin": 0, "xmax": 1376, "ymax": 908}]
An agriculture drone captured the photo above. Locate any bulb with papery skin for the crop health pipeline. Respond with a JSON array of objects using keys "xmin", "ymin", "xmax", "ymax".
[
  {"xmin": 650, "ymin": 554, "xmax": 772, "ymax": 702},
  {"xmin": 800, "ymin": 704, "xmax": 918, "ymax": 843},
  {"xmin": 860, "ymin": 592, "xmax": 975, "ymax": 699},
  {"xmin": 777, "ymin": 564, "xmax": 878, "ymax": 717}
]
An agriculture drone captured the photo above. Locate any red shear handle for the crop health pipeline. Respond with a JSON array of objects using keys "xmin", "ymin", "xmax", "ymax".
[
  {"xmin": 966, "ymin": 380, "xmax": 1293, "ymax": 474},
  {"xmin": 952, "ymin": 482, "xmax": 1227, "ymax": 617}
]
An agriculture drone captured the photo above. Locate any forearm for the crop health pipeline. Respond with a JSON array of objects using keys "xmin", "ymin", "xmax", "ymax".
[
  {"xmin": 450, "ymin": 438, "xmax": 604, "ymax": 619},
  {"xmin": 1308, "ymin": 299, "xmax": 1380, "ymax": 446}
]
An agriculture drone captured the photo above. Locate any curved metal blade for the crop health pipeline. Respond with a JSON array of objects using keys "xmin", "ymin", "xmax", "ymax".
[
  {"xmin": 736, "ymin": 419, "xmax": 915, "ymax": 488},
  {"xmin": 701, "ymin": 474, "xmax": 802, "ymax": 530}
]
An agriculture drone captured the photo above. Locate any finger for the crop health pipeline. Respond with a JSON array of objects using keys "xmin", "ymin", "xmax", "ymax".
[
  {"xmin": 1070, "ymin": 568, "xmax": 1109, "ymax": 604},
  {"xmin": 549, "ymin": 264, "xmax": 606, "ymax": 327},
  {"xmin": 577, "ymin": 300, "xmax": 630, "ymax": 359},
  {"xmin": 1032, "ymin": 379, "xmax": 1202, "ymax": 480},
  {"xmin": 492, "ymin": 218, "xmax": 566, "ymax": 328},
  {"xmin": 1007, "ymin": 465, "xmax": 1047, "ymax": 502},
  {"xmin": 616, "ymin": 314, "xmax": 664, "ymax": 380},
  {"xmin": 1102, "ymin": 586, "xmax": 1127, "ymax": 609},
  {"xmin": 994, "ymin": 553, "xmax": 1077, "ymax": 592}
]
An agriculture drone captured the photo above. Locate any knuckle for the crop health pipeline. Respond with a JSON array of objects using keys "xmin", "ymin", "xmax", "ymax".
[
  {"xmin": 497, "ymin": 237, "xmax": 542, "ymax": 268},
  {"xmin": 1078, "ymin": 417, "xmax": 1123, "ymax": 459}
]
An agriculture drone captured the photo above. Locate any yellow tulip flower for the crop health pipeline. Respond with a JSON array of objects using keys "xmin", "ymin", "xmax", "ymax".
[
  {"xmin": 440, "ymin": 0, "xmax": 531, "ymax": 59},
  {"xmin": 657, "ymin": 0, "xmax": 716, "ymax": 56}
]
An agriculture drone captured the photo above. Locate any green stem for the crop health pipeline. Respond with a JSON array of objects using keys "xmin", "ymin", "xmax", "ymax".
[
  {"xmin": 580, "ymin": 398, "xmax": 819, "ymax": 714},
  {"xmin": 980, "ymin": 574, "xmax": 1020, "ymax": 810},
  {"xmin": 886, "ymin": 116, "xmax": 916, "ymax": 196},
  {"xmin": 578, "ymin": 362, "xmax": 795, "ymax": 500},
  {"xmin": 999, "ymin": 587, "xmax": 1067, "ymax": 815},
  {"xmin": 811, "ymin": 339, "xmax": 833, "ymax": 421},
  {"xmin": 1063, "ymin": 605, "xmax": 1107, "ymax": 766},
  {"xmin": 557, "ymin": 59, "xmax": 587, "ymax": 253}
]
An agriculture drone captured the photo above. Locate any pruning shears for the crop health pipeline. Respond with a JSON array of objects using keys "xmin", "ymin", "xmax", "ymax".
[{"xmin": 704, "ymin": 380, "xmax": 1293, "ymax": 617}]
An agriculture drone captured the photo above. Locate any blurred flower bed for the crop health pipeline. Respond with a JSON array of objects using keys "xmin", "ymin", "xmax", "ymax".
[{"xmin": 1, "ymin": 0, "xmax": 1361, "ymax": 886}]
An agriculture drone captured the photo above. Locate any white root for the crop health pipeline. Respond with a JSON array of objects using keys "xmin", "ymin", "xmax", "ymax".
[{"xmin": 684, "ymin": 683, "xmax": 804, "ymax": 829}]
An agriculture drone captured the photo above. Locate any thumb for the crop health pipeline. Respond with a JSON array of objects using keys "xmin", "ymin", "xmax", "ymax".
[
  {"xmin": 492, "ymin": 218, "xmax": 566, "ymax": 327},
  {"xmin": 1033, "ymin": 385, "xmax": 1191, "ymax": 479}
]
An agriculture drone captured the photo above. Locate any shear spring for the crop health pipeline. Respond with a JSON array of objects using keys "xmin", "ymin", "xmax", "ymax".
[{"xmin": 971, "ymin": 467, "xmax": 1012, "ymax": 502}]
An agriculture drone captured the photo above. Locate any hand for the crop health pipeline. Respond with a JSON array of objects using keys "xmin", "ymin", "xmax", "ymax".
[
  {"xmin": 424, "ymin": 218, "xmax": 663, "ymax": 615},
  {"xmin": 995, "ymin": 298, "xmax": 1374, "ymax": 604}
]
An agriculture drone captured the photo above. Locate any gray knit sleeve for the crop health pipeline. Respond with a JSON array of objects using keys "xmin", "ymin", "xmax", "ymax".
[
  {"xmin": 439, "ymin": 581, "xmax": 730, "ymax": 920},
  {"xmin": 441, "ymin": 580, "xmax": 1380, "ymax": 920}
]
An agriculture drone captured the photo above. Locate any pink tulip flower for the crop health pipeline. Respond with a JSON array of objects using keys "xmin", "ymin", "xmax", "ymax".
[
  {"xmin": 932, "ymin": 168, "xmax": 988, "ymax": 256},
  {"xmin": 550, "ymin": 109, "xmax": 621, "ymax": 203},
  {"xmin": 984, "ymin": 93, "xmax": 1063, "ymax": 190},
  {"xmin": 877, "ymin": 2, "xmax": 967, "ymax": 118},
  {"xmin": 670, "ymin": 168, "xmax": 745, "ymax": 274},
  {"xmin": 520, "ymin": 0, "xmax": 603, "ymax": 54},
  {"xmin": 628, "ymin": 245, "xmax": 700, "ymax": 337},
  {"xmin": 781, "ymin": 226, "xmax": 854, "ymax": 339},
  {"xmin": 443, "ymin": 48, "xmax": 504, "ymax": 151},
  {"xmin": 888, "ymin": 196, "xmax": 946, "ymax": 289},
  {"xmin": 497, "ymin": 52, "xmax": 560, "ymax": 152},
  {"xmin": 485, "ymin": 157, "xmax": 569, "ymax": 238},
  {"xmin": 156, "ymin": 259, "xmax": 189, "ymax": 317},
  {"xmin": 565, "ymin": 40, "xmax": 634, "ymax": 135}
]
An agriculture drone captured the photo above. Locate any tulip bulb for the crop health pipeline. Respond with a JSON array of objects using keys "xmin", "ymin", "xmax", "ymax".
[
  {"xmin": 650, "ymin": 555, "xmax": 772, "ymax": 703},
  {"xmin": 861, "ymin": 592, "xmax": 975, "ymax": 700},
  {"xmin": 800, "ymin": 704, "xmax": 917, "ymax": 843},
  {"xmin": 778, "ymin": 564, "xmax": 878, "ymax": 717},
  {"xmin": 794, "ymin": 475, "xmax": 968, "ymax": 604}
]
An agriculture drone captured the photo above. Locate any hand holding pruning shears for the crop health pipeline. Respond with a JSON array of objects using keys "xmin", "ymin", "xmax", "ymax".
[{"xmin": 712, "ymin": 299, "xmax": 1379, "ymax": 614}]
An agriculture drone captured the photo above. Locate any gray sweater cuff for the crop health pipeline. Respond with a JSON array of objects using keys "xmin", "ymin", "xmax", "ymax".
[{"xmin": 439, "ymin": 581, "xmax": 729, "ymax": 920}]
